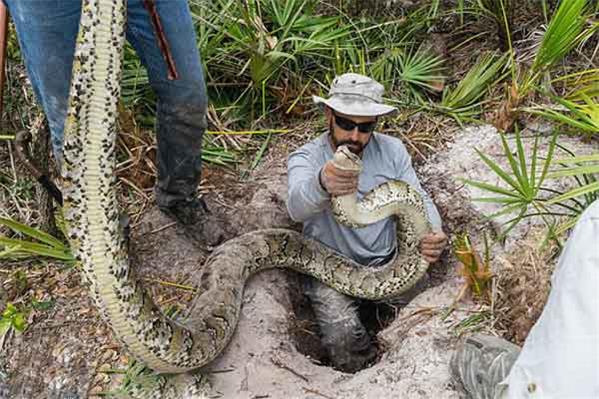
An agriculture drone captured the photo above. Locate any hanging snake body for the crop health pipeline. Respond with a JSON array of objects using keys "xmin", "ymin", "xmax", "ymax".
[{"xmin": 61, "ymin": 1, "xmax": 431, "ymax": 396}]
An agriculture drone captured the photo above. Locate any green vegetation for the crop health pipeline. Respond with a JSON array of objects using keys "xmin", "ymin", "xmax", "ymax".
[
  {"xmin": 0, "ymin": 217, "xmax": 73, "ymax": 262},
  {"xmin": 0, "ymin": 303, "xmax": 27, "ymax": 336},
  {"xmin": 0, "ymin": 0, "xmax": 596, "ymax": 392},
  {"xmin": 0, "ymin": 0, "xmax": 595, "ymax": 262},
  {"xmin": 439, "ymin": 51, "xmax": 510, "ymax": 123},
  {"xmin": 464, "ymin": 0, "xmax": 598, "ymax": 239},
  {"xmin": 453, "ymin": 232, "xmax": 493, "ymax": 300}
]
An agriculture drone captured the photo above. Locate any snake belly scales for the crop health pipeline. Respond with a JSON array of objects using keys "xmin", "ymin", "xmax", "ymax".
[{"xmin": 60, "ymin": 0, "xmax": 431, "ymax": 396}]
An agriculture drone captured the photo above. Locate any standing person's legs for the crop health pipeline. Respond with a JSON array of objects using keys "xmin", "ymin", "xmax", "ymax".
[
  {"xmin": 7, "ymin": 1, "xmax": 225, "ymax": 244},
  {"xmin": 125, "ymin": 0, "xmax": 205, "ymax": 207},
  {"xmin": 125, "ymin": 0, "xmax": 226, "ymax": 245},
  {"xmin": 4, "ymin": 0, "xmax": 80, "ymax": 167}
]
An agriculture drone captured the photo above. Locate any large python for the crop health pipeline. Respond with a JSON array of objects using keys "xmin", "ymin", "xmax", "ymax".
[{"xmin": 61, "ymin": 1, "xmax": 431, "ymax": 397}]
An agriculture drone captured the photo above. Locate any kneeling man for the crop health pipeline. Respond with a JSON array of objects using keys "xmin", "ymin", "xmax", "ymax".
[{"xmin": 287, "ymin": 73, "xmax": 447, "ymax": 372}]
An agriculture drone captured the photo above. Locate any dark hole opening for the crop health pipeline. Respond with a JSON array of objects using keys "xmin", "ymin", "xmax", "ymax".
[{"xmin": 287, "ymin": 274, "xmax": 399, "ymax": 373}]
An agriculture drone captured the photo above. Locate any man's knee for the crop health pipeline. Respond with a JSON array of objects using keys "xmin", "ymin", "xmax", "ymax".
[
  {"xmin": 305, "ymin": 280, "xmax": 376, "ymax": 371},
  {"xmin": 305, "ymin": 280, "xmax": 357, "ymax": 321}
]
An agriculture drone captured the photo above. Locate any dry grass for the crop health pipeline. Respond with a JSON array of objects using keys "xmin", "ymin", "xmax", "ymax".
[
  {"xmin": 491, "ymin": 229, "xmax": 559, "ymax": 345},
  {"xmin": 0, "ymin": 61, "xmax": 46, "ymax": 230},
  {"xmin": 447, "ymin": 229, "xmax": 560, "ymax": 341},
  {"xmin": 385, "ymin": 111, "xmax": 460, "ymax": 162}
]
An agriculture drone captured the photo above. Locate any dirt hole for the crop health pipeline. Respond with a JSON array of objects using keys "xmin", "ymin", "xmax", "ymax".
[{"xmin": 287, "ymin": 274, "xmax": 398, "ymax": 373}]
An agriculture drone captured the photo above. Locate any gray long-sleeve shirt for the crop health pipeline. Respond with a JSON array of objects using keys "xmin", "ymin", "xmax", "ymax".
[{"xmin": 287, "ymin": 132, "xmax": 442, "ymax": 266}]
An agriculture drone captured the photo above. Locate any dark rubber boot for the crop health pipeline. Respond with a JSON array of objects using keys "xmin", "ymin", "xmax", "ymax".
[{"xmin": 159, "ymin": 197, "xmax": 229, "ymax": 247}]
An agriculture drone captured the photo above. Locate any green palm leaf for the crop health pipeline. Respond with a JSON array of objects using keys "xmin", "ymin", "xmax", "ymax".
[
  {"xmin": 527, "ymin": 94, "xmax": 599, "ymax": 134},
  {"xmin": 0, "ymin": 217, "xmax": 65, "ymax": 248},
  {"xmin": 441, "ymin": 52, "xmax": 509, "ymax": 111},
  {"xmin": 547, "ymin": 181, "xmax": 599, "ymax": 204},
  {"xmin": 532, "ymin": 0, "xmax": 595, "ymax": 73},
  {"xmin": 0, "ymin": 218, "xmax": 74, "ymax": 261},
  {"xmin": 399, "ymin": 46, "xmax": 445, "ymax": 90},
  {"xmin": 463, "ymin": 131, "xmax": 558, "ymax": 234}
]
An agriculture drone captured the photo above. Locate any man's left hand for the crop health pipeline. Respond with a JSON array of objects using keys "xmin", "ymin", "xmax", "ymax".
[{"xmin": 420, "ymin": 231, "xmax": 448, "ymax": 263}]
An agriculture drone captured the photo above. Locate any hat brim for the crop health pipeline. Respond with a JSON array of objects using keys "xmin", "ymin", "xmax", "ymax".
[{"xmin": 313, "ymin": 95, "xmax": 398, "ymax": 117}]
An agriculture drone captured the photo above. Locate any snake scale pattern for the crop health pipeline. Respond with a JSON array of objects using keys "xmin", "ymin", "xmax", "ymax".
[{"xmin": 61, "ymin": 0, "xmax": 431, "ymax": 397}]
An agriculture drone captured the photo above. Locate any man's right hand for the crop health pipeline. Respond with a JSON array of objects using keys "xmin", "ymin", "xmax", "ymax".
[{"xmin": 320, "ymin": 160, "xmax": 360, "ymax": 196}]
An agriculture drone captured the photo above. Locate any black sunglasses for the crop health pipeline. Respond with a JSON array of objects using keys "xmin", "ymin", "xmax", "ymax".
[{"xmin": 332, "ymin": 111, "xmax": 377, "ymax": 134}]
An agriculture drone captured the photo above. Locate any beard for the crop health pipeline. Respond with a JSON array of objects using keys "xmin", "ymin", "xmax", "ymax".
[{"xmin": 329, "ymin": 120, "xmax": 366, "ymax": 155}]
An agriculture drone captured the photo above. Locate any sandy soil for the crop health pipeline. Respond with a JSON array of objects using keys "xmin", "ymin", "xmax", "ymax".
[{"xmin": 1, "ymin": 124, "xmax": 596, "ymax": 399}]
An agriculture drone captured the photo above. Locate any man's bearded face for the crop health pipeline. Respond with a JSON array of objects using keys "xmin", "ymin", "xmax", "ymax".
[
  {"xmin": 329, "ymin": 119, "xmax": 366, "ymax": 154},
  {"xmin": 328, "ymin": 111, "xmax": 376, "ymax": 155}
]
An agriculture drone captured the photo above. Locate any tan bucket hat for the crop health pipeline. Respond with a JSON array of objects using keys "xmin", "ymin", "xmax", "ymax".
[{"xmin": 313, "ymin": 73, "xmax": 398, "ymax": 117}]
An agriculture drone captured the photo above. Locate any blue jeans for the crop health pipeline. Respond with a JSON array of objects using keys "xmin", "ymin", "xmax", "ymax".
[{"xmin": 4, "ymin": 0, "xmax": 208, "ymax": 207}]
